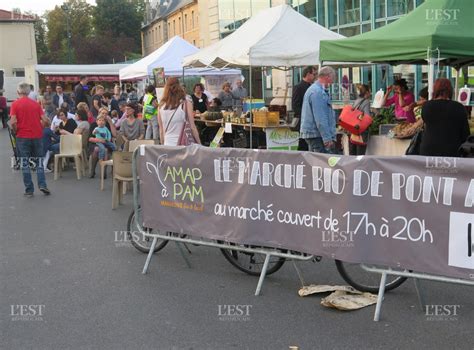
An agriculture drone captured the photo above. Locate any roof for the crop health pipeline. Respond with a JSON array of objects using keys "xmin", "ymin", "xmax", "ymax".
[
  {"xmin": 0, "ymin": 9, "xmax": 36, "ymax": 22},
  {"xmin": 119, "ymin": 36, "xmax": 241, "ymax": 79},
  {"xmin": 143, "ymin": 0, "xmax": 194, "ymax": 28},
  {"xmin": 184, "ymin": 5, "xmax": 343, "ymax": 68},
  {"xmin": 35, "ymin": 64, "xmax": 129, "ymax": 75},
  {"xmin": 320, "ymin": 0, "xmax": 474, "ymax": 68}
]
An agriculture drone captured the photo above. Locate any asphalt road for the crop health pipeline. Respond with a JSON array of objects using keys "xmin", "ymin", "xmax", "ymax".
[{"xmin": 1, "ymin": 128, "xmax": 473, "ymax": 350}]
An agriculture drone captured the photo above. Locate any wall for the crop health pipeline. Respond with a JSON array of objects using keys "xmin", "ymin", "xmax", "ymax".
[
  {"xmin": 0, "ymin": 21, "xmax": 37, "ymax": 101},
  {"xmin": 166, "ymin": 2, "xmax": 200, "ymax": 47},
  {"xmin": 142, "ymin": 19, "xmax": 167, "ymax": 56},
  {"xmin": 0, "ymin": 22, "xmax": 37, "ymax": 78}
]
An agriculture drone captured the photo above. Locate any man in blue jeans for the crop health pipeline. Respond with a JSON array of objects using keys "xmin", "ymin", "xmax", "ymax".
[
  {"xmin": 300, "ymin": 66, "xmax": 337, "ymax": 154},
  {"xmin": 10, "ymin": 82, "xmax": 51, "ymax": 197}
]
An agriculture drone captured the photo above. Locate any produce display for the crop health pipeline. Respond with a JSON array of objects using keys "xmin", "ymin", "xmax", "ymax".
[{"xmin": 389, "ymin": 119, "xmax": 423, "ymax": 139}]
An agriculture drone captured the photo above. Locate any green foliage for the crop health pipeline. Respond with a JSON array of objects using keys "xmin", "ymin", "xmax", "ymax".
[
  {"xmin": 369, "ymin": 105, "xmax": 395, "ymax": 135},
  {"xmin": 93, "ymin": 0, "xmax": 143, "ymax": 53},
  {"xmin": 42, "ymin": 0, "xmax": 145, "ymax": 64}
]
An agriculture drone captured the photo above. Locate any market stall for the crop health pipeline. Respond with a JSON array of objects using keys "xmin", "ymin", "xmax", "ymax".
[
  {"xmin": 320, "ymin": 0, "xmax": 474, "ymax": 97},
  {"xmin": 319, "ymin": 0, "xmax": 474, "ymax": 155},
  {"xmin": 183, "ymin": 4, "xmax": 343, "ymax": 148},
  {"xmin": 119, "ymin": 35, "xmax": 241, "ymax": 86}
]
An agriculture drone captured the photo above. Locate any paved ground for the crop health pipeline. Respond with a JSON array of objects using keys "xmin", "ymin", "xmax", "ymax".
[{"xmin": 0, "ymin": 128, "xmax": 473, "ymax": 350}]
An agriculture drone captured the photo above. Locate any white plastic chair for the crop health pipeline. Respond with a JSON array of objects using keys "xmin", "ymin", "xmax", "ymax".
[{"xmin": 54, "ymin": 134, "xmax": 84, "ymax": 180}]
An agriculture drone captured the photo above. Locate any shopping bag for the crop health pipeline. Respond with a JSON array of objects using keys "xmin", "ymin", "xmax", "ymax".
[
  {"xmin": 338, "ymin": 105, "xmax": 373, "ymax": 135},
  {"xmin": 178, "ymin": 101, "xmax": 197, "ymax": 146}
]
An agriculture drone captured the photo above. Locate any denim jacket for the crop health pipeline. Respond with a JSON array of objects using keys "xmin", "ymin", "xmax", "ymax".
[{"xmin": 300, "ymin": 81, "xmax": 336, "ymax": 142}]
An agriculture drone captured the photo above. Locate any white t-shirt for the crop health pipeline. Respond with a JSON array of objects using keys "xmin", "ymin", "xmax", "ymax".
[{"xmin": 160, "ymin": 104, "xmax": 186, "ymax": 146}]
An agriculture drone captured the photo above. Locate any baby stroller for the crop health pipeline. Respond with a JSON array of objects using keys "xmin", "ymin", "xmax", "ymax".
[{"xmin": 7, "ymin": 124, "xmax": 20, "ymax": 170}]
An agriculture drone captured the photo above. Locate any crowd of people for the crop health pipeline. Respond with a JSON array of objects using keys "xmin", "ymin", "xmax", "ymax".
[
  {"xmin": 298, "ymin": 66, "xmax": 471, "ymax": 157},
  {"xmin": 7, "ymin": 70, "xmax": 471, "ymax": 196}
]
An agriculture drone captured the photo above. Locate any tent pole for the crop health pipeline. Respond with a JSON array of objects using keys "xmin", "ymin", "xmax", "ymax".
[
  {"xmin": 249, "ymin": 65, "xmax": 253, "ymax": 149},
  {"xmin": 454, "ymin": 68, "xmax": 460, "ymax": 99},
  {"xmin": 427, "ymin": 58, "xmax": 435, "ymax": 100}
]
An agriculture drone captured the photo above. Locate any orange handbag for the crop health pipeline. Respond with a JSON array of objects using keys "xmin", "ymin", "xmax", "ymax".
[{"xmin": 338, "ymin": 105, "xmax": 373, "ymax": 135}]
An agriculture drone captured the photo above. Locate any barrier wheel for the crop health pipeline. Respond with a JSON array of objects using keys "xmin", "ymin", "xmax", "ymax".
[
  {"xmin": 335, "ymin": 260, "xmax": 408, "ymax": 293},
  {"xmin": 219, "ymin": 242, "xmax": 286, "ymax": 276},
  {"xmin": 127, "ymin": 209, "xmax": 169, "ymax": 254}
]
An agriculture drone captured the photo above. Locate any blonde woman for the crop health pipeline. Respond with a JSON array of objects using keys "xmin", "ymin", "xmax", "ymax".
[
  {"xmin": 157, "ymin": 77, "xmax": 201, "ymax": 146},
  {"xmin": 217, "ymin": 82, "xmax": 234, "ymax": 110}
]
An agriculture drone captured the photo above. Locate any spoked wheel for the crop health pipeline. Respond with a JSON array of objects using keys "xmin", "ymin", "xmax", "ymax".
[
  {"xmin": 335, "ymin": 260, "xmax": 408, "ymax": 293},
  {"xmin": 127, "ymin": 209, "xmax": 169, "ymax": 254},
  {"xmin": 219, "ymin": 242, "xmax": 286, "ymax": 276}
]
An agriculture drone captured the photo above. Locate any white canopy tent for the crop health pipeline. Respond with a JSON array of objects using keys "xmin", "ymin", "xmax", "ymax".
[
  {"xmin": 119, "ymin": 36, "xmax": 240, "ymax": 80},
  {"xmin": 183, "ymin": 4, "xmax": 344, "ymax": 69},
  {"xmin": 183, "ymin": 5, "xmax": 344, "ymax": 147}
]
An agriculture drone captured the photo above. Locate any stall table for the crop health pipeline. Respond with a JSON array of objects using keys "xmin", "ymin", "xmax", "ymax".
[{"xmin": 365, "ymin": 135, "xmax": 411, "ymax": 156}]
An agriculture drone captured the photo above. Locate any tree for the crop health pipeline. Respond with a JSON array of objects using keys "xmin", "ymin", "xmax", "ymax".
[
  {"xmin": 45, "ymin": 0, "xmax": 94, "ymax": 63},
  {"xmin": 74, "ymin": 31, "xmax": 136, "ymax": 64},
  {"xmin": 93, "ymin": 0, "xmax": 144, "ymax": 53}
]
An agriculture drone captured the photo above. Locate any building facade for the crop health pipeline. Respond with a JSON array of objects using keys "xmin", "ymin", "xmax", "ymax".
[
  {"xmin": 0, "ymin": 9, "xmax": 38, "ymax": 100},
  {"xmin": 142, "ymin": 0, "xmax": 200, "ymax": 56},
  {"xmin": 290, "ymin": 0, "xmax": 427, "ymax": 99}
]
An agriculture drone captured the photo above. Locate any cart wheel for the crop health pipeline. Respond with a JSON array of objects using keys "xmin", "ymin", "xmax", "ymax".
[
  {"xmin": 335, "ymin": 260, "xmax": 408, "ymax": 293},
  {"xmin": 127, "ymin": 208, "xmax": 169, "ymax": 254},
  {"xmin": 219, "ymin": 241, "xmax": 285, "ymax": 276}
]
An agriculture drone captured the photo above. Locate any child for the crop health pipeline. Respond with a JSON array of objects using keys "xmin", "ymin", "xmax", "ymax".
[{"xmin": 92, "ymin": 115, "xmax": 116, "ymax": 160}]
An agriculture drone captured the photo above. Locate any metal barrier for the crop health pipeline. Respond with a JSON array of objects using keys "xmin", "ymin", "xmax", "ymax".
[
  {"xmin": 362, "ymin": 265, "xmax": 474, "ymax": 321},
  {"xmin": 132, "ymin": 146, "xmax": 474, "ymax": 318},
  {"xmin": 132, "ymin": 147, "xmax": 313, "ymax": 296}
]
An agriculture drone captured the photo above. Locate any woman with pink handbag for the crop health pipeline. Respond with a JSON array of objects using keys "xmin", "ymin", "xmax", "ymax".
[{"xmin": 157, "ymin": 77, "xmax": 201, "ymax": 146}]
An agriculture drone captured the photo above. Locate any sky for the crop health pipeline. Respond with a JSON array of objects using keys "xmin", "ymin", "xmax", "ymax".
[{"xmin": 0, "ymin": 0, "xmax": 96, "ymax": 15}]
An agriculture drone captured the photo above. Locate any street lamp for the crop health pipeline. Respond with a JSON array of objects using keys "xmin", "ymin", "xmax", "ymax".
[{"xmin": 61, "ymin": 4, "xmax": 72, "ymax": 64}]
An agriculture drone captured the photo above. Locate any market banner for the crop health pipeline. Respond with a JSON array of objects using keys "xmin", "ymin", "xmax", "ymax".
[{"xmin": 138, "ymin": 145, "xmax": 474, "ymax": 280}]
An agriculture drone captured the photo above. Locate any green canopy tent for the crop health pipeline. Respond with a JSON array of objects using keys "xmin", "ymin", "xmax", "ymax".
[{"xmin": 319, "ymin": 0, "xmax": 474, "ymax": 97}]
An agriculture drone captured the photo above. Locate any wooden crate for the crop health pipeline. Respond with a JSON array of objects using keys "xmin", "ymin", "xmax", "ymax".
[
  {"xmin": 253, "ymin": 111, "xmax": 280, "ymax": 126},
  {"xmin": 267, "ymin": 111, "xmax": 280, "ymax": 126}
]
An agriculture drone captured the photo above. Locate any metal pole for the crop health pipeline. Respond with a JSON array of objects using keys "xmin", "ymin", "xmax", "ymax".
[
  {"xmin": 249, "ymin": 65, "xmax": 253, "ymax": 148},
  {"xmin": 254, "ymin": 254, "xmax": 270, "ymax": 296},
  {"xmin": 373, "ymin": 272, "xmax": 387, "ymax": 321}
]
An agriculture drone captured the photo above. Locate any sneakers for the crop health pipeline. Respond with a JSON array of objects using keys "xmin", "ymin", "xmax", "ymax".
[
  {"xmin": 39, "ymin": 187, "xmax": 51, "ymax": 195},
  {"xmin": 24, "ymin": 192, "xmax": 33, "ymax": 198}
]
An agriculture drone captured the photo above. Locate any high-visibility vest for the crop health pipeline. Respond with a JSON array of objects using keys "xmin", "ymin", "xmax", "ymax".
[{"xmin": 143, "ymin": 93, "xmax": 157, "ymax": 120}]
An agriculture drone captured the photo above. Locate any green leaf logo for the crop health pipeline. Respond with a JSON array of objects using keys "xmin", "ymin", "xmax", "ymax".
[{"xmin": 328, "ymin": 157, "xmax": 341, "ymax": 167}]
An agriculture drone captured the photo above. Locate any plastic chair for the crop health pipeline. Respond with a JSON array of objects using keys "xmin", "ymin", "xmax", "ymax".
[
  {"xmin": 128, "ymin": 139, "xmax": 155, "ymax": 153},
  {"xmin": 81, "ymin": 130, "xmax": 90, "ymax": 176},
  {"xmin": 111, "ymin": 151, "xmax": 133, "ymax": 209},
  {"xmin": 54, "ymin": 134, "xmax": 84, "ymax": 180}
]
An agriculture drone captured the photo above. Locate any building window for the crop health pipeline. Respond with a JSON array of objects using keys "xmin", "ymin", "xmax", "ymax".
[
  {"xmin": 173, "ymin": 20, "xmax": 176, "ymax": 35},
  {"xmin": 185, "ymin": 14, "xmax": 187, "ymax": 31},
  {"xmin": 361, "ymin": 0, "xmax": 371, "ymax": 21},
  {"xmin": 292, "ymin": 0, "xmax": 317, "ymax": 22},
  {"xmin": 192, "ymin": 11, "xmax": 195, "ymax": 28},
  {"xmin": 339, "ymin": 0, "xmax": 360, "ymax": 25},
  {"xmin": 328, "ymin": 0, "xmax": 338, "ymax": 27},
  {"xmin": 218, "ymin": 0, "xmax": 270, "ymax": 38},
  {"xmin": 13, "ymin": 69, "xmax": 25, "ymax": 77},
  {"xmin": 375, "ymin": 0, "xmax": 386, "ymax": 19},
  {"xmin": 387, "ymin": 0, "xmax": 414, "ymax": 17},
  {"xmin": 179, "ymin": 17, "xmax": 181, "ymax": 34},
  {"xmin": 158, "ymin": 25, "xmax": 161, "ymax": 40},
  {"xmin": 338, "ymin": 25, "xmax": 360, "ymax": 37}
]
